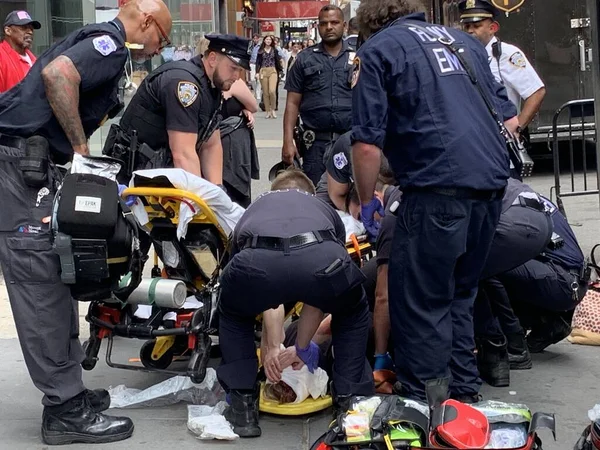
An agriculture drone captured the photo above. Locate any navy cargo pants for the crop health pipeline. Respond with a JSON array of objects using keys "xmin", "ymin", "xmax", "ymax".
[
  {"xmin": 389, "ymin": 189, "xmax": 503, "ymax": 400},
  {"xmin": 474, "ymin": 204, "xmax": 553, "ymax": 340},
  {"xmin": 217, "ymin": 241, "xmax": 374, "ymax": 397},
  {"xmin": 0, "ymin": 138, "xmax": 85, "ymax": 406}
]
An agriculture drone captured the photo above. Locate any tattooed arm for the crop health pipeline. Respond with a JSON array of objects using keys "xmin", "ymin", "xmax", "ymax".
[{"xmin": 41, "ymin": 55, "xmax": 89, "ymax": 155}]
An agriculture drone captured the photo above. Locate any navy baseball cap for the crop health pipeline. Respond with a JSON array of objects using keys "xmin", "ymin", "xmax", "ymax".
[
  {"xmin": 4, "ymin": 10, "xmax": 41, "ymax": 29},
  {"xmin": 206, "ymin": 34, "xmax": 252, "ymax": 71},
  {"xmin": 458, "ymin": 0, "xmax": 497, "ymax": 23}
]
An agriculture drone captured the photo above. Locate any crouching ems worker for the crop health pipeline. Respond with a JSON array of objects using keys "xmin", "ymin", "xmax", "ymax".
[{"xmin": 217, "ymin": 169, "xmax": 375, "ymax": 437}]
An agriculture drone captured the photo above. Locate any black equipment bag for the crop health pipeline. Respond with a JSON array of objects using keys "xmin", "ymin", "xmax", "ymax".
[{"xmin": 53, "ymin": 173, "xmax": 143, "ymax": 301}]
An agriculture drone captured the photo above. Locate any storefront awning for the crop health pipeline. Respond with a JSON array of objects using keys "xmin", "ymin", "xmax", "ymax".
[{"xmin": 255, "ymin": 1, "xmax": 329, "ymax": 21}]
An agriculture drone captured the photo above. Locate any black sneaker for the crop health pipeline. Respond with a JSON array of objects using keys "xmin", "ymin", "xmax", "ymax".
[
  {"xmin": 527, "ymin": 314, "xmax": 572, "ymax": 353},
  {"xmin": 476, "ymin": 338, "xmax": 510, "ymax": 387},
  {"xmin": 507, "ymin": 332, "xmax": 532, "ymax": 370},
  {"xmin": 42, "ymin": 392, "xmax": 133, "ymax": 445},
  {"xmin": 85, "ymin": 389, "xmax": 111, "ymax": 413},
  {"xmin": 224, "ymin": 385, "xmax": 261, "ymax": 438}
]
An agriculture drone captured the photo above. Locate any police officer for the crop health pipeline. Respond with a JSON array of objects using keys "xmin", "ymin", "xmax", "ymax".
[
  {"xmin": 459, "ymin": 0, "xmax": 546, "ymax": 130},
  {"xmin": 352, "ymin": 0, "xmax": 519, "ymax": 402},
  {"xmin": 283, "ymin": 5, "xmax": 354, "ymax": 186},
  {"xmin": 218, "ymin": 169, "xmax": 374, "ymax": 437},
  {"xmin": 346, "ymin": 17, "xmax": 360, "ymax": 50},
  {"xmin": 493, "ymin": 195, "xmax": 587, "ymax": 353},
  {"xmin": 113, "ymin": 34, "xmax": 250, "ymax": 185},
  {"xmin": 473, "ymin": 178, "xmax": 553, "ymax": 387},
  {"xmin": 0, "ymin": 0, "xmax": 171, "ymax": 445}
]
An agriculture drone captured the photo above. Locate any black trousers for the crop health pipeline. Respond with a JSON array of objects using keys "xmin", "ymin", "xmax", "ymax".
[{"xmin": 217, "ymin": 242, "xmax": 374, "ymax": 397}]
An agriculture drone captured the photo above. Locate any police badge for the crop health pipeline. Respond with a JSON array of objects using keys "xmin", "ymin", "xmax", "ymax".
[
  {"xmin": 177, "ymin": 81, "xmax": 199, "ymax": 108},
  {"xmin": 466, "ymin": 0, "xmax": 475, "ymax": 9}
]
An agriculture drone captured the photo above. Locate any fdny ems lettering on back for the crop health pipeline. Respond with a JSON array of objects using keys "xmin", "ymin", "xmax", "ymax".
[{"xmin": 408, "ymin": 25, "xmax": 466, "ymax": 77}]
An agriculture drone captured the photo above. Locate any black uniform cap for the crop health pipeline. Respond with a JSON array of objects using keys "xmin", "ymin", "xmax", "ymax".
[
  {"xmin": 458, "ymin": 0, "xmax": 497, "ymax": 24},
  {"xmin": 205, "ymin": 34, "xmax": 251, "ymax": 71}
]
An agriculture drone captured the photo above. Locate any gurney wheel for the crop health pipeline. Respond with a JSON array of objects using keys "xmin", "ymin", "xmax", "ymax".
[{"xmin": 140, "ymin": 339, "xmax": 174, "ymax": 370}]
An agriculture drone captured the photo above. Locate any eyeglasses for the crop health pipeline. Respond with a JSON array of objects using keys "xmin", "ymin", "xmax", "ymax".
[{"xmin": 154, "ymin": 19, "xmax": 171, "ymax": 49}]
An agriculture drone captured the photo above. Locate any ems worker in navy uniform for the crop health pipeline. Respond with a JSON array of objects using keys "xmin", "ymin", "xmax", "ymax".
[
  {"xmin": 459, "ymin": 0, "xmax": 546, "ymax": 134},
  {"xmin": 352, "ymin": 0, "xmax": 519, "ymax": 402},
  {"xmin": 0, "ymin": 0, "xmax": 171, "ymax": 445},
  {"xmin": 218, "ymin": 169, "xmax": 374, "ymax": 437},
  {"xmin": 283, "ymin": 5, "xmax": 355, "ymax": 186},
  {"xmin": 490, "ymin": 195, "xmax": 587, "ymax": 354},
  {"xmin": 114, "ymin": 34, "xmax": 250, "ymax": 185},
  {"xmin": 473, "ymin": 179, "xmax": 553, "ymax": 387}
]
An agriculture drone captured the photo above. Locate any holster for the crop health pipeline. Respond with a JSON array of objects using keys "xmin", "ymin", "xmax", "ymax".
[
  {"xmin": 102, "ymin": 123, "xmax": 170, "ymax": 184},
  {"xmin": 20, "ymin": 135, "xmax": 49, "ymax": 188}
]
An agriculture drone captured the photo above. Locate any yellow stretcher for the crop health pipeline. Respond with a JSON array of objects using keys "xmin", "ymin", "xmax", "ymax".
[{"xmin": 118, "ymin": 187, "xmax": 372, "ymax": 416}]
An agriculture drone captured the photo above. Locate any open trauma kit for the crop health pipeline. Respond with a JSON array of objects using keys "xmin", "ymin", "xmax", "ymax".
[{"xmin": 311, "ymin": 381, "xmax": 555, "ymax": 450}]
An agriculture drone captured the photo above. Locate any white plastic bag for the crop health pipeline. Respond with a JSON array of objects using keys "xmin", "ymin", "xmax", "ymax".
[
  {"xmin": 70, "ymin": 153, "xmax": 121, "ymax": 181},
  {"xmin": 267, "ymin": 365, "xmax": 328, "ymax": 404},
  {"xmin": 187, "ymin": 402, "xmax": 238, "ymax": 440},
  {"xmin": 108, "ymin": 369, "xmax": 224, "ymax": 408}
]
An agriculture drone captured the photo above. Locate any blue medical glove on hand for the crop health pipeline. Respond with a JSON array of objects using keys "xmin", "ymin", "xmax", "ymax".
[
  {"xmin": 374, "ymin": 352, "xmax": 394, "ymax": 371},
  {"xmin": 117, "ymin": 184, "xmax": 136, "ymax": 207},
  {"xmin": 361, "ymin": 197, "xmax": 385, "ymax": 238},
  {"xmin": 295, "ymin": 341, "xmax": 320, "ymax": 373}
]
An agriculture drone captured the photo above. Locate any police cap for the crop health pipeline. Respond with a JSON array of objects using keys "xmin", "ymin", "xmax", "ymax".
[
  {"xmin": 268, "ymin": 159, "xmax": 302, "ymax": 182},
  {"xmin": 4, "ymin": 10, "xmax": 41, "ymax": 29},
  {"xmin": 458, "ymin": 0, "xmax": 497, "ymax": 24},
  {"xmin": 205, "ymin": 34, "xmax": 251, "ymax": 71}
]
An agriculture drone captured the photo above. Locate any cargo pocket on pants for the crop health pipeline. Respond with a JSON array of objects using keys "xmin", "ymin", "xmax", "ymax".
[
  {"xmin": 315, "ymin": 257, "xmax": 365, "ymax": 299},
  {"xmin": 6, "ymin": 236, "xmax": 60, "ymax": 283}
]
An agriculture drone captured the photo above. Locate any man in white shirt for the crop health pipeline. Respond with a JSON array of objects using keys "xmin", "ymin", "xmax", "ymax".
[{"xmin": 459, "ymin": 0, "xmax": 546, "ymax": 129}]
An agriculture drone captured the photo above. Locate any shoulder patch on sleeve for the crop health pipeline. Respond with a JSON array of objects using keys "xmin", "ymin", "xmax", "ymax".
[
  {"xmin": 92, "ymin": 35, "xmax": 117, "ymax": 57},
  {"xmin": 333, "ymin": 152, "xmax": 348, "ymax": 170},
  {"xmin": 509, "ymin": 51, "xmax": 526, "ymax": 68},
  {"xmin": 177, "ymin": 81, "xmax": 199, "ymax": 108},
  {"xmin": 351, "ymin": 56, "xmax": 361, "ymax": 89}
]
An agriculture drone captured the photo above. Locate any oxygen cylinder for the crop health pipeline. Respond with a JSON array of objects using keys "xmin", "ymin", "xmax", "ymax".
[{"xmin": 126, "ymin": 277, "xmax": 187, "ymax": 309}]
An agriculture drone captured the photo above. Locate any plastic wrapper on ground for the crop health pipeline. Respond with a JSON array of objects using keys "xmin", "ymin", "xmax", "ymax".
[
  {"xmin": 107, "ymin": 369, "xmax": 225, "ymax": 408},
  {"xmin": 187, "ymin": 402, "xmax": 238, "ymax": 440}
]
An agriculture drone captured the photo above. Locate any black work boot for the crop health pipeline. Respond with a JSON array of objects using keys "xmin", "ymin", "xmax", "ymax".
[
  {"xmin": 527, "ymin": 314, "xmax": 572, "ymax": 353},
  {"xmin": 85, "ymin": 389, "xmax": 111, "ymax": 413},
  {"xmin": 507, "ymin": 331, "xmax": 532, "ymax": 370},
  {"xmin": 224, "ymin": 385, "xmax": 261, "ymax": 438},
  {"xmin": 476, "ymin": 337, "xmax": 510, "ymax": 387},
  {"xmin": 41, "ymin": 391, "xmax": 134, "ymax": 445}
]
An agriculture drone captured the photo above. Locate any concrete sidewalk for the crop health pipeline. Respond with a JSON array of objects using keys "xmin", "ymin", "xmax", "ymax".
[{"xmin": 1, "ymin": 90, "xmax": 599, "ymax": 449}]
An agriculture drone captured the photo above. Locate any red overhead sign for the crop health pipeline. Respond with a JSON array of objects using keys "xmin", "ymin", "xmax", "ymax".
[{"xmin": 256, "ymin": 1, "xmax": 329, "ymax": 20}]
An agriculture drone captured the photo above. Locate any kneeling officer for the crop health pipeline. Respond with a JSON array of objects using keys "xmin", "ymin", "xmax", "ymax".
[
  {"xmin": 218, "ymin": 169, "xmax": 374, "ymax": 437},
  {"xmin": 106, "ymin": 34, "xmax": 250, "ymax": 184}
]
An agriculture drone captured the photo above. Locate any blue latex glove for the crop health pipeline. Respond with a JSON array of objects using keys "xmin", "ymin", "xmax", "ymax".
[
  {"xmin": 117, "ymin": 184, "xmax": 137, "ymax": 207},
  {"xmin": 374, "ymin": 353, "xmax": 394, "ymax": 371},
  {"xmin": 295, "ymin": 341, "xmax": 320, "ymax": 373},
  {"xmin": 361, "ymin": 197, "xmax": 385, "ymax": 238}
]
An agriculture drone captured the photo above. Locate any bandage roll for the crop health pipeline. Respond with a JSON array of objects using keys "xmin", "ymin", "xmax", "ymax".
[{"xmin": 126, "ymin": 278, "xmax": 187, "ymax": 308}]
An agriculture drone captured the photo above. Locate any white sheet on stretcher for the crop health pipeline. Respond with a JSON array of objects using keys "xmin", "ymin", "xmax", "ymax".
[
  {"xmin": 337, "ymin": 210, "xmax": 366, "ymax": 243},
  {"xmin": 128, "ymin": 168, "xmax": 245, "ymax": 240}
]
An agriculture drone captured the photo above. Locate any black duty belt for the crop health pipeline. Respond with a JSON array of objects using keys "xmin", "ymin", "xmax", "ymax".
[
  {"xmin": 0, "ymin": 133, "xmax": 26, "ymax": 150},
  {"xmin": 241, "ymin": 229, "xmax": 338, "ymax": 253},
  {"xmin": 403, "ymin": 186, "xmax": 505, "ymax": 201},
  {"xmin": 311, "ymin": 131, "xmax": 343, "ymax": 142}
]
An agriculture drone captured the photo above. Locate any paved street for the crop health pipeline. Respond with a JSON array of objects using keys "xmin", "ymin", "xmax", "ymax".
[{"xmin": 1, "ymin": 89, "xmax": 599, "ymax": 448}]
